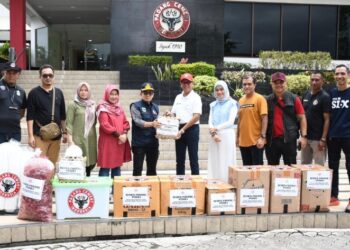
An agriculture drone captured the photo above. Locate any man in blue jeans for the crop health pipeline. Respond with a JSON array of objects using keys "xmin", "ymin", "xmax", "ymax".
[
  {"xmin": 169, "ymin": 73, "xmax": 202, "ymax": 175},
  {"xmin": 0, "ymin": 62, "xmax": 26, "ymax": 143},
  {"xmin": 328, "ymin": 64, "xmax": 350, "ymax": 213}
]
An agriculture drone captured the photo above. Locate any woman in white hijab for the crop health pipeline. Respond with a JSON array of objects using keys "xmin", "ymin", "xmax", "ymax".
[{"xmin": 207, "ymin": 80, "xmax": 239, "ymax": 182}]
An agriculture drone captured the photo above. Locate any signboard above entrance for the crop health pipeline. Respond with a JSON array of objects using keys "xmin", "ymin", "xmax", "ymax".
[{"xmin": 153, "ymin": 1, "xmax": 191, "ymax": 39}]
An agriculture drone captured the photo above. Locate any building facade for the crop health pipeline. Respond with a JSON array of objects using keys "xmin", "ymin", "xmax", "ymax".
[{"xmin": 1, "ymin": 0, "xmax": 350, "ymax": 70}]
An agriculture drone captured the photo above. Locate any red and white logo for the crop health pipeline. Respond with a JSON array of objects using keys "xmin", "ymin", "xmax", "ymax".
[
  {"xmin": 153, "ymin": 1, "xmax": 190, "ymax": 39},
  {"xmin": 0, "ymin": 172, "xmax": 21, "ymax": 198},
  {"xmin": 68, "ymin": 188, "xmax": 95, "ymax": 214}
]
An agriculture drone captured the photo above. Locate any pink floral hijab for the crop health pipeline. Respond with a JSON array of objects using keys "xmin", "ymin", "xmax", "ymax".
[
  {"xmin": 74, "ymin": 82, "xmax": 96, "ymax": 138},
  {"xmin": 96, "ymin": 84, "xmax": 123, "ymax": 117}
]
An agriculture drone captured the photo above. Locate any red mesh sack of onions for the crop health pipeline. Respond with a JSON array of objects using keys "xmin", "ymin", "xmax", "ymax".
[{"xmin": 17, "ymin": 155, "xmax": 55, "ymax": 222}]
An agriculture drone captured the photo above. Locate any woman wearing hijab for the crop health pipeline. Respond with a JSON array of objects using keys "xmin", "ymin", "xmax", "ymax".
[
  {"xmin": 66, "ymin": 82, "xmax": 97, "ymax": 176},
  {"xmin": 96, "ymin": 84, "xmax": 131, "ymax": 178},
  {"xmin": 207, "ymin": 80, "xmax": 239, "ymax": 182}
]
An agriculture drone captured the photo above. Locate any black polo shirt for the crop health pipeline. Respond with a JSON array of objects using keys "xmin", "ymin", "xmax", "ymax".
[
  {"xmin": 26, "ymin": 86, "xmax": 66, "ymax": 137},
  {"xmin": 302, "ymin": 89, "xmax": 331, "ymax": 140},
  {"xmin": 0, "ymin": 79, "xmax": 27, "ymax": 134}
]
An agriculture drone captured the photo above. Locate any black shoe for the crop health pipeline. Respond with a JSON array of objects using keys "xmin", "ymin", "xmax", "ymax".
[{"xmin": 345, "ymin": 199, "xmax": 350, "ymax": 213}]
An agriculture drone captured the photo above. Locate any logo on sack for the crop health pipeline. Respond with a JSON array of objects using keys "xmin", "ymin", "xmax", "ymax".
[
  {"xmin": 68, "ymin": 188, "xmax": 95, "ymax": 214},
  {"xmin": 153, "ymin": 1, "xmax": 190, "ymax": 39},
  {"xmin": 0, "ymin": 173, "xmax": 21, "ymax": 198}
]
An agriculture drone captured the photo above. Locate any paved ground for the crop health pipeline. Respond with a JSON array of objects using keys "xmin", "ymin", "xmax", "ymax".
[{"xmin": 4, "ymin": 229, "xmax": 350, "ymax": 250}]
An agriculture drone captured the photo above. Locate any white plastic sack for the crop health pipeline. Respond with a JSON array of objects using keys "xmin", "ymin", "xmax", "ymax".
[
  {"xmin": 57, "ymin": 145, "xmax": 86, "ymax": 181},
  {"xmin": 0, "ymin": 140, "xmax": 35, "ymax": 213},
  {"xmin": 156, "ymin": 116, "xmax": 179, "ymax": 139}
]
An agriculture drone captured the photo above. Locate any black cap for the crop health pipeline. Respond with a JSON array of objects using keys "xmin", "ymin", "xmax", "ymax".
[
  {"xmin": 3, "ymin": 62, "xmax": 21, "ymax": 72},
  {"xmin": 141, "ymin": 82, "xmax": 154, "ymax": 91}
]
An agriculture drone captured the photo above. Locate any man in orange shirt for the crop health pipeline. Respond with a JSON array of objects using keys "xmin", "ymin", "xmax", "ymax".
[{"xmin": 236, "ymin": 75, "xmax": 268, "ymax": 165}]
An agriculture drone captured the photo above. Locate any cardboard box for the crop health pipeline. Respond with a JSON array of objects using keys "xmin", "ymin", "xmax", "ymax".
[
  {"xmin": 113, "ymin": 176, "xmax": 160, "ymax": 218},
  {"xmin": 205, "ymin": 179, "xmax": 236, "ymax": 215},
  {"xmin": 159, "ymin": 175, "xmax": 205, "ymax": 216},
  {"xmin": 270, "ymin": 166, "xmax": 301, "ymax": 213},
  {"xmin": 228, "ymin": 166, "xmax": 270, "ymax": 214},
  {"xmin": 293, "ymin": 164, "xmax": 332, "ymax": 212}
]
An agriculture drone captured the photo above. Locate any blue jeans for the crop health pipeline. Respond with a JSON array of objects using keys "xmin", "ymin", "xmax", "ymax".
[
  {"xmin": 99, "ymin": 167, "xmax": 121, "ymax": 179},
  {"xmin": 175, "ymin": 124, "xmax": 199, "ymax": 175},
  {"xmin": 0, "ymin": 132, "xmax": 21, "ymax": 144}
]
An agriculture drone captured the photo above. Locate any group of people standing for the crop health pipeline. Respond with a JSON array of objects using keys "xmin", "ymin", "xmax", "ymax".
[{"xmin": 0, "ymin": 62, "xmax": 349, "ymax": 213}]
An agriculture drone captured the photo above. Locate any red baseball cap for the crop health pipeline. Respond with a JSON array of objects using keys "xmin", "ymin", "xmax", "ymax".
[
  {"xmin": 180, "ymin": 73, "xmax": 193, "ymax": 83},
  {"xmin": 271, "ymin": 72, "xmax": 286, "ymax": 82}
]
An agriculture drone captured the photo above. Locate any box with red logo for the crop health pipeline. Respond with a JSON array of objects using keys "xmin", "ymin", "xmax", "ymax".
[
  {"xmin": 293, "ymin": 164, "xmax": 332, "ymax": 212},
  {"xmin": 206, "ymin": 179, "xmax": 236, "ymax": 215},
  {"xmin": 270, "ymin": 166, "xmax": 301, "ymax": 213},
  {"xmin": 52, "ymin": 177, "xmax": 112, "ymax": 219},
  {"xmin": 159, "ymin": 175, "xmax": 205, "ymax": 216},
  {"xmin": 228, "ymin": 166, "xmax": 270, "ymax": 214},
  {"xmin": 113, "ymin": 176, "xmax": 160, "ymax": 218}
]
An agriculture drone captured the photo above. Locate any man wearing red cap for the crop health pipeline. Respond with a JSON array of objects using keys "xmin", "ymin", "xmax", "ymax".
[
  {"xmin": 0, "ymin": 62, "xmax": 26, "ymax": 143},
  {"xmin": 265, "ymin": 72, "xmax": 307, "ymax": 165},
  {"xmin": 170, "ymin": 73, "xmax": 202, "ymax": 175}
]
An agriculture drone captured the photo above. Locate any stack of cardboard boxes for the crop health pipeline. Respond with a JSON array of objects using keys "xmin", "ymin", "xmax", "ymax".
[
  {"xmin": 228, "ymin": 164, "xmax": 332, "ymax": 214},
  {"xmin": 110, "ymin": 164, "xmax": 332, "ymax": 218}
]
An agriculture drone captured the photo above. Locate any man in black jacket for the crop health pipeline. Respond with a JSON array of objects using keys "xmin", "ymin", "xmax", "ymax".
[
  {"xmin": 0, "ymin": 62, "xmax": 26, "ymax": 143},
  {"xmin": 265, "ymin": 72, "xmax": 307, "ymax": 165}
]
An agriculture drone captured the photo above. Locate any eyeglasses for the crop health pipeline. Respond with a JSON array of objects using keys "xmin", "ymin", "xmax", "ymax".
[
  {"xmin": 180, "ymin": 81, "xmax": 192, "ymax": 84},
  {"xmin": 41, "ymin": 74, "xmax": 54, "ymax": 79},
  {"xmin": 142, "ymin": 91, "xmax": 154, "ymax": 96}
]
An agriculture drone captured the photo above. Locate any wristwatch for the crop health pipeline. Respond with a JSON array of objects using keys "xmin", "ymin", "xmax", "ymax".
[
  {"xmin": 260, "ymin": 134, "xmax": 266, "ymax": 139},
  {"xmin": 301, "ymin": 134, "xmax": 307, "ymax": 138}
]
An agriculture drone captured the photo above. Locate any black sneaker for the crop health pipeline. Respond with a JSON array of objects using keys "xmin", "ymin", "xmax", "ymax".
[{"xmin": 345, "ymin": 199, "xmax": 350, "ymax": 213}]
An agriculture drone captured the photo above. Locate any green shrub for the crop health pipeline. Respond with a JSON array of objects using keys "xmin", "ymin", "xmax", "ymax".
[
  {"xmin": 171, "ymin": 62, "xmax": 215, "ymax": 79},
  {"xmin": 259, "ymin": 51, "xmax": 332, "ymax": 70},
  {"xmin": 128, "ymin": 55, "xmax": 172, "ymax": 67},
  {"xmin": 223, "ymin": 61, "xmax": 252, "ymax": 70},
  {"xmin": 0, "ymin": 41, "xmax": 9, "ymax": 60},
  {"xmin": 193, "ymin": 75, "xmax": 218, "ymax": 96},
  {"xmin": 286, "ymin": 74, "xmax": 310, "ymax": 96},
  {"xmin": 151, "ymin": 63, "xmax": 174, "ymax": 81}
]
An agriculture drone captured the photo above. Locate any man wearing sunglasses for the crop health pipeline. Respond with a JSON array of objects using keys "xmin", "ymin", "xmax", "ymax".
[
  {"xmin": 130, "ymin": 82, "xmax": 160, "ymax": 176},
  {"xmin": 0, "ymin": 62, "xmax": 26, "ymax": 143},
  {"xmin": 265, "ymin": 72, "xmax": 307, "ymax": 166},
  {"xmin": 26, "ymin": 64, "xmax": 67, "ymax": 165}
]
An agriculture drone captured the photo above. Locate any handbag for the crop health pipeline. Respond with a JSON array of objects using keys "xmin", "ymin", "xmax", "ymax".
[{"xmin": 36, "ymin": 88, "xmax": 62, "ymax": 140}]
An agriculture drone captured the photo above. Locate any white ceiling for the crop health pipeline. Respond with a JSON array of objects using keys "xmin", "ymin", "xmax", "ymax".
[{"xmin": 26, "ymin": 0, "xmax": 111, "ymax": 24}]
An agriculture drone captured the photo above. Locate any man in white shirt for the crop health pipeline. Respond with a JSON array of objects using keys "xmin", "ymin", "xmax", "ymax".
[{"xmin": 170, "ymin": 73, "xmax": 202, "ymax": 175}]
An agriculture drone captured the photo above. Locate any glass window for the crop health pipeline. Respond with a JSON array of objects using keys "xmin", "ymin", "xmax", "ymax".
[
  {"xmin": 35, "ymin": 27, "xmax": 48, "ymax": 67},
  {"xmin": 310, "ymin": 5, "xmax": 337, "ymax": 58},
  {"xmin": 338, "ymin": 6, "xmax": 350, "ymax": 59},
  {"xmin": 224, "ymin": 3, "xmax": 252, "ymax": 56},
  {"xmin": 253, "ymin": 3, "xmax": 281, "ymax": 55},
  {"xmin": 282, "ymin": 5, "xmax": 309, "ymax": 52}
]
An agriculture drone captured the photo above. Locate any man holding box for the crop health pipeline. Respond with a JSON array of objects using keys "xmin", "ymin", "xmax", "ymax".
[
  {"xmin": 328, "ymin": 64, "xmax": 350, "ymax": 212},
  {"xmin": 170, "ymin": 73, "xmax": 202, "ymax": 175},
  {"xmin": 130, "ymin": 82, "xmax": 160, "ymax": 176}
]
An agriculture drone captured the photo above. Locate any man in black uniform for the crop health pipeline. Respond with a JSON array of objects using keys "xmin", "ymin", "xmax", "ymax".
[
  {"xmin": 301, "ymin": 72, "xmax": 330, "ymax": 166},
  {"xmin": 0, "ymin": 62, "xmax": 26, "ymax": 143}
]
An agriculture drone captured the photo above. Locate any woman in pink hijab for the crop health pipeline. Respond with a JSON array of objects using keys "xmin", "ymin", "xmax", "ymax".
[{"xmin": 96, "ymin": 84, "xmax": 131, "ymax": 178}]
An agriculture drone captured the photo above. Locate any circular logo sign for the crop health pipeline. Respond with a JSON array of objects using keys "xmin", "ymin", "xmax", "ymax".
[
  {"xmin": 68, "ymin": 188, "xmax": 95, "ymax": 214},
  {"xmin": 153, "ymin": 1, "xmax": 190, "ymax": 39},
  {"xmin": 0, "ymin": 172, "xmax": 21, "ymax": 198}
]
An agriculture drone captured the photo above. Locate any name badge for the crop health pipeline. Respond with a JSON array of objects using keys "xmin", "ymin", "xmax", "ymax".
[{"xmin": 16, "ymin": 90, "xmax": 20, "ymax": 96}]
